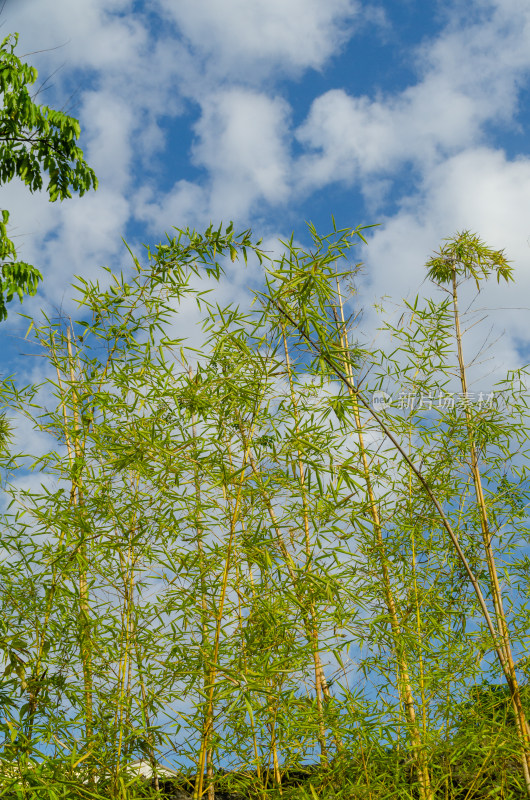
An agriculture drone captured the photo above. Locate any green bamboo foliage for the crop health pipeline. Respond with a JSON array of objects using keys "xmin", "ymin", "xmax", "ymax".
[
  {"xmin": 331, "ymin": 281, "xmax": 433, "ymax": 799},
  {"xmin": 0, "ymin": 222, "xmax": 529, "ymax": 799},
  {"xmin": 426, "ymin": 231, "xmax": 530, "ymax": 793}
]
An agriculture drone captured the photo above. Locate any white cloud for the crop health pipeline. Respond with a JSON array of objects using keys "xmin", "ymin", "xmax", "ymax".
[
  {"xmin": 2, "ymin": 0, "xmax": 530, "ymax": 382},
  {"xmin": 7, "ymin": 0, "xmax": 147, "ymax": 73},
  {"xmin": 2, "ymin": 0, "xmax": 365, "ymax": 316},
  {"xmin": 135, "ymin": 181, "xmax": 209, "ymax": 235},
  {"xmin": 358, "ymin": 146, "xmax": 530, "ymax": 377},
  {"xmin": 80, "ymin": 91, "xmax": 135, "ymax": 191},
  {"xmin": 136, "ymin": 89, "xmax": 292, "ymax": 227},
  {"xmin": 1, "ymin": 1, "xmax": 187, "ymax": 322},
  {"xmin": 6, "ymin": 187, "xmax": 130, "ymax": 324},
  {"xmin": 156, "ymin": 0, "xmax": 361, "ymax": 81},
  {"xmin": 192, "ymin": 89, "xmax": 292, "ymax": 217},
  {"xmin": 295, "ymin": 0, "xmax": 530, "ymax": 192},
  {"xmin": 287, "ymin": 0, "xmax": 530, "ymax": 377}
]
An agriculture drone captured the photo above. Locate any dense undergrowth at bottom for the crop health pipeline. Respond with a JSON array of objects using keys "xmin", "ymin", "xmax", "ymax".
[{"xmin": 2, "ymin": 743, "xmax": 529, "ymax": 800}]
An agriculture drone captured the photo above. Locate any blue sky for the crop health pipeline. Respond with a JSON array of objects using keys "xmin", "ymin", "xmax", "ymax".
[{"xmin": 2, "ymin": 0, "xmax": 530, "ymax": 374}]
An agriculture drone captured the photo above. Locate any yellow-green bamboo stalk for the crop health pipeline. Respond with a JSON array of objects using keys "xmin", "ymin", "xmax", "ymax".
[
  {"xmin": 334, "ymin": 286, "xmax": 433, "ymax": 800},
  {"xmin": 450, "ymin": 266, "xmax": 530, "ymax": 791},
  {"xmin": 190, "ymin": 380, "xmax": 215, "ymax": 800},
  {"xmin": 66, "ymin": 329, "xmax": 94, "ymax": 758},
  {"xmin": 194, "ymin": 408, "xmax": 257, "ymax": 800},
  {"xmin": 234, "ymin": 552, "xmax": 266, "ymax": 800},
  {"xmin": 133, "ymin": 633, "xmax": 160, "ymax": 795},
  {"xmin": 222, "ymin": 416, "xmax": 281, "ymax": 796},
  {"xmin": 23, "ymin": 338, "xmax": 73, "ymax": 746},
  {"xmin": 281, "ymin": 324, "xmax": 342, "ymax": 758},
  {"xmin": 114, "ymin": 483, "xmax": 138, "ymax": 792},
  {"xmin": 407, "ymin": 434, "xmax": 428, "ymax": 744},
  {"xmin": 246, "ymin": 450, "xmax": 330, "ymax": 769}
]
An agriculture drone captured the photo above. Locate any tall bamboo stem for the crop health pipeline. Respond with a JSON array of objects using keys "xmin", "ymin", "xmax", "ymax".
[
  {"xmin": 281, "ymin": 324, "xmax": 339, "ymax": 762},
  {"xmin": 190, "ymin": 377, "xmax": 216, "ymax": 800},
  {"xmin": 114, "ymin": 482, "xmax": 138, "ymax": 791},
  {"xmin": 450, "ymin": 268, "xmax": 530, "ymax": 792},
  {"xmin": 194, "ymin": 397, "xmax": 257, "ymax": 799},
  {"xmin": 333, "ymin": 286, "xmax": 432, "ymax": 799},
  {"xmin": 66, "ymin": 328, "xmax": 95, "ymax": 769},
  {"xmin": 23, "ymin": 337, "xmax": 73, "ymax": 748},
  {"xmin": 234, "ymin": 550, "xmax": 266, "ymax": 799},
  {"xmin": 247, "ymin": 450, "xmax": 331, "ymax": 771}
]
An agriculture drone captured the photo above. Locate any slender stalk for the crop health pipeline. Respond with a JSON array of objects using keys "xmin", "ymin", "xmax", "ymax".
[
  {"xmin": 190, "ymin": 369, "xmax": 215, "ymax": 800},
  {"xmin": 66, "ymin": 328, "xmax": 94, "ymax": 759},
  {"xmin": 450, "ymin": 266, "xmax": 530, "ymax": 792},
  {"xmin": 22, "ymin": 337, "xmax": 72, "ymax": 747},
  {"xmin": 267, "ymin": 696, "xmax": 283, "ymax": 793},
  {"xmin": 247, "ymin": 450, "xmax": 330, "ymax": 771},
  {"xmin": 234, "ymin": 549, "xmax": 266, "ymax": 800},
  {"xmin": 281, "ymin": 324, "xmax": 337, "ymax": 763},
  {"xmin": 114, "ymin": 483, "xmax": 137, "ymax": 790},
  {"xmin": 194, "ymin": 406, "xmax": 257, "ymax": 799},
  {"xmin": 133, "ymin": 636, "xmax": 160, "ymax": 795},
  {"xmin": 223, "ymin": 409, "xmax": 282, "ymax": 796},
  {"xmin": 333, "ymin": 286, "xmax": 432, "ymax": 799},
  {"xmin": 406, "ymin": 430, "xmax": 429, "ymax": 746},
  {"xmin": 240, "ymin": 511, "xmax": 283, "ymax": 795}
]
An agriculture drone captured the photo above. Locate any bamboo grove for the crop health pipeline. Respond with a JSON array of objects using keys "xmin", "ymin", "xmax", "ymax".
[{"xmin": 0, "ymin": 223, "xmax": 529, "ymax": 799}]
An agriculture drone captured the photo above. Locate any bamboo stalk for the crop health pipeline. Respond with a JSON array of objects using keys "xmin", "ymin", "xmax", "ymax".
[
  {"xmin": 246, "ymin": 450, "xmax": 333, "ymax": 773},
  {"xmin": 190, "ymin": 374, "xmax": 215, "ymax": 800},
  {"xmin": 114, "ymin": 487, "xmax": 137, "ymax": 791},
  {"xmin": 281, "ymin": 324, "xmax": 338, "ymax": 763},
  {"xmin": 130, "ymin": 552, "xmax": 162, "ymax": 800},
  {"xmin": 333, "ymin": 286, "xmax": 433, "ymax": 799},
  {"xmin": 219, "ymin": 409, "xmax": 282, "ymax": 796},
  {"xmin": 450, "ymin": 266, "xmax": 530, "ymax": 793},
  {"xmin": 234, "ymin": 552, "xmax": 266, "ymax": 800},
  {"xmin": 66, "ymin": 328, "xmax": 94, "ymax": 761},
  {"xmin": 194, "ymin": 393, "xmax": 258, "ymax": 799},
  {"xmin": 134, "ymin": 637, "xmax": 160, "ymax": 795},
  {"xmin": 406, "ymin": 430, "xmax": 429, "ymax": 752},
  {"xmin": 267, "ymin": 696, "xmax": 283, "ymax": 793},
  {"xmin": 23, "ymin": 337, "xmax": 72, "ymax": 747}
]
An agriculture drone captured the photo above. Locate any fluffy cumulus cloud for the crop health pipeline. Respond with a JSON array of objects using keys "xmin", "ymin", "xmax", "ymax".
[
  {"xmin": 5, "ymin": 0, "xmax": 147, "ymax": 72},
  {"xmin": 1, "ymin": 0, "xmax": 364, "ymax": 321},
  {"xmin": 2, "ymin": 0, "xmax": 530, "ymax": 365},
  {"xmin": 155, "ymin": 0, "xmax": 361, "ymax": 81},
  {"xmin": 0, "ymin": 0, "xmax": 180, "ymax": 318},
  {"xmin": 363, "ymin": 147, "xmax": 530, "ymax": 295},
  {"xmin": 137, "ymin": 89, "xmax": 292, "ymax": 227},
  {"xmin": 288, "ymin": 0, "xmax": 530, "ymax": 369},
  {"xmin": 296, "ymin": 0, "xmax": 530, "ymax": 192},
  {"xmin": 294, "ymin": 80, "xmax": 480, "ymax": 189},
  {"xmin": 357, "ymin": 146, "xmax": 530, "ymax": 379}
]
